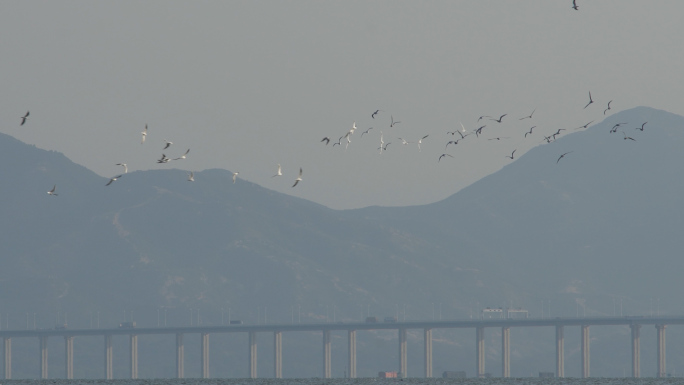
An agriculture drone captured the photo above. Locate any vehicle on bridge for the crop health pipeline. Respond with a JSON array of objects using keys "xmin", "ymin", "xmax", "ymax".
[{"xmin": 118, "ymin": 322, "xmax": 136, "ymax": 328}]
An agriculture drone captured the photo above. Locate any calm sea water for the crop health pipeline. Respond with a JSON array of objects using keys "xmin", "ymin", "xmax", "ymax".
[{"xmin": 1, "ymin": 379, "xmax": 684, "ymax": 385}]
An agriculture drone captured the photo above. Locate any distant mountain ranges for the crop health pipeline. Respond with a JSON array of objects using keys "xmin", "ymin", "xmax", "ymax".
[{"xmin": 0, "ymin": 106, "xmax": 683, "ymax": 377}]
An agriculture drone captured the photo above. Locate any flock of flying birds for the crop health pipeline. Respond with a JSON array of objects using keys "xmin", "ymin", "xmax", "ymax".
[
  {"xmin": 316, "ymin": 90, "xmax": 648, "ymax": 172},
  {"xmin": 25, "ymin": 84, "xmax": 649, "ymax": 198},
  {"xmin": 23, "ymin": 112, "xmax": 305, "ymax": 196}
]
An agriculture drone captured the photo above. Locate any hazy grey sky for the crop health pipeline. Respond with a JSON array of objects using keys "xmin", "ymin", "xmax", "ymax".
[{"xmin": 1, "ymin": 1, "xmax": 683, "ymax": 209}]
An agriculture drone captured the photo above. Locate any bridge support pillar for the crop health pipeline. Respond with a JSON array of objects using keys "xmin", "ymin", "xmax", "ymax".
[
  {"xmin": 130, "ymin": 334, "xmax": 138, "ymax": 379},
  {"xmin": 502, "ymin": 326, "xmax": 510, "ymax": 378},
  {"xmin": 630, "ymin": 324, "xmax": 640, "ymax": 378},
  {"xmin": 176, "ymin": 333, "xmax": 184, "ymax": 378},
  {"xmin": 348, "ymin": 330, "xmax": 356, "ymax": 378},
  {"xmin": 581, "ymin": 325, "xmax": 590, "ymax": 378},
  {"xmin": 65, "ymin": 336, "xmax": 73, "ymax": 379},
  {"xmin": 40, "ymin": 335, "xmax": 48, "ymax": 379},
  {"xmin": 249, "ymin": 331, "xmax": 257, "ymax": 378},
  {"xmin": 424, "ymin": 328, "xmax": 432, "ymax": 378},
  {"xmin": 657, "ymin": 324, "xmax": 667, "ymax": 377},
  {"xmin": 104, "ymin": 334, "xmax": 113, "ymax": 380},
  {"xmin": 201, "ymin": 333, "xmax": 209, "ymax": 378},
  {"xmin": 322, "ymin": 330, "xmax": 331, "ymax": 378},
  {"xmin": 476, "ymin": 326, "xmax": 485, "ymax": 377},
  {"xmin": 556, "ymin": 325, "xmax": 564, "ymax": 378},
  {"xmin": 398, "ymin": 328, "xmax": 407, "ymax": 378},
  {"xmin": 274, "ymin": 331, "xmax": 282, "ymax": 378},
  {"xmin": 3, "ymin": 337, "xmax": 10, "ymax": 379}
]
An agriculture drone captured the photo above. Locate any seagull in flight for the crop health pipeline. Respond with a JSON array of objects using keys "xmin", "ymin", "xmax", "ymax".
[
  {"xmin": 187, "ymin": 172, "xmax": 194, "ymax": 182},
  {"xmin": 398, "ymin": 137, "xmax": 410, "ymax": 146},
  {"xmin": 622, "ymin": 132, "xmax": 636, "ymax": 141},
  {"xmin": 47, "ymin": 185, "xmax": 57, "ymax": 196},
  {"xmin": 505, "ymin": 149, "xmax": 517, "ymax": 160},
  {"xmin": 173, "ymin": 149, "xmax": 190, "ymax": 160},
  {"xmin": 584, "ymin": 91, "xmax": 594, "ymax": 109},
  {"xmin": 490, "ymin": 114, "xmax": 507, "ymax": 123},
  {"xmin": 610, "ymin": 123, "xmax": 627, "ymax": 133},
  {"xmin": 361, "ymin": 127, "xmax": 374, "ymax": 137},
  {"xmin": 572, "ymin": 0, "xmax": 579, "ymax": 10},
  {"xmin": 557, "ymin": 151, "xmax": 573, "ymax": 163},
  {"xmin": 477, "ymin": 115, "xmax": 490, "ymax": 122},
  {"xmin": 332, "ymin": 136, "xmax": 343, "ymax": 147},
  {"xmin": 232, "ymin": 172, "xmax": 239, "ymax": 183},
  {"xmin": 141, "ymin": 124, "xmax": 148, "ymax": 144},
  {"xmin": 116, "ymin": 163, "xmax": 128, "ymax": 174},
  {"xmin": 524, "ymin": 126, "xmax": 536, "ymax": 138},
  {"xmin": 552, "ymin": 129, "xmax": 566, "ymax": 140},
  {"xmin": 390, "ymin": 115, "xmax": 401, "ymax": 127},
  {"xmin": 519, "ymin": 108, "xmax": 536, "ymax": 120},
  {"xmin": 575, "ymin": 120, "xmax": 594, "ymax": 130},
  {"xmin": 272, "ymin": 164, "xmax": 282, "ymax": 177},
  {"xmin": 371, "ymin": 110, "xmax": 382, "ymax": 119},
  {"xmin": 106, "ymin": 175, "xmax": 123, "ymax": 186},
  {"xmin": 604, "ymin": 100, "xmax": 612, "ymax": 115},
  {"xmin": 163, "ymin": 140, "xmax": 173, "ymax": 150},
  {"xmin": 292, "ymin": 168, "xmax": 303, "ymax": 187},
  {"xmin": 157, "ymin": 154, "xmax": 170, "ymax": 163},
  {"xmin": 417, "ymin": 135, "xmax": 429, "ymax": 151},
  {"xmin": 444, "ymin": 140, "xmax": 461, "ymax": 150},
  {"xmin": 438, "ymin": 153, "xmax": 454, "ymax": 162},
  {"xmin": 321, "ymin": 137, "xmax": 331, "ymax": 145},
  {"xmin": 636, "ymin": 122, "xmax": 647, "ymax": 131},
  {"xmin": 474, "ymin": 125, "xmax": 486, "ymax": 137},
  {"xmin": 20, "ymin": 111, "xmax": 29, "ymax": 126}
]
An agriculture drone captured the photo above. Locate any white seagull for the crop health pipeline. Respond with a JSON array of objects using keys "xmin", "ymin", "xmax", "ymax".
[
  {"xmin": 272, "ymin": 164, "xmax": 282, "ymax": 177},
  {"xmin": 292, "ymin": 168, "xmax": 303, "ymax": 187},
  {"xmin": 116, "ymin": 163, "xmax": 128, "ymax": 174},
  {"xmin": 417, "ymin": 135, "xmax": 429, "ymax": 151},
  {"xmin": 163, "ymin": 140, "xmax": 173, "ymax": 150},
  {"xmin": 187, "ymin": 172, "xmax": 194, "ymax": 182},
  {"xmin": 106, "ymin": 175, "xmax": 123, "ymax": 186},
  {"xmin": 141, "ymin": 124, "xmax": 147, "ymax": 144},
  {"xmin": 47, "ymin": 185, "xmax": 57, "ymax": 196},
  {"xmin": 232, "ymin": 172, "xmax": 239, "ymax": 184},
  {"xmin": 173, "ymin": 149, "xmax": 190, "ymax": 160}
]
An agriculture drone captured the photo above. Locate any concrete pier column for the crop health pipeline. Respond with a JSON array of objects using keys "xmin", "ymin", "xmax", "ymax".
[
  {"xmin": 398, "ymin": 328, "xmax": 407, "ymax": 378},
  {"xmin": 656, "ymin": 324, "xmax": 667, "ymax": 377},
  {"xmin": 273, "ymin": 331, "xmax": 282, "ymax": 378},
  {"xmin": 249, "ymin": 331, "xmax": 257, "ymax": 378},
  {"xmin": 40, "ymin": 335, "xmax": 48, "ymax": 379},
  {"xmin": 323, "ymin": 330, "xmax": 332, "ymax": 378},
  {"xmin": 476, "ymin": 326, "xmax": 485, "ymax": 378},
  {"xmin": 630, "ymin": 324, "xmax": 640, "ymax": 378},
  {"xmin": 65, "ymin": 336, "xmax": 74, "ymax": 379},
  {"xmin": 176, "ymin": 333, "xmax": 184, "ymax": 379},
  {"xmin": 424, "ymin": 328, "xmax": 432, "ymax": 378},
  {"xmin": 348, "ymin": 330, "xmax": 356, "ymax": 378},
  {"xmin": 104, "ymin": 334, "xmax": 113, "ymax": 380},
  {"xmin": 581, "ymin": 325, "xmax": 590, "ymax": 378},
  {"xmin": 201, "ymin": 333, "xmax": 210, "ymax": 378},
  {"xmin": 556, "ymin": 325, "xmax": 564, "ymax": 378},
  {"xmin": 4, "ymin": 337, "xmax": 11, "ymax": 379},
  {"xmin": 130, "ymin": 334, "xmax": 138, "ymax": 379},
  {"xmin": 502, "ymin": 326, "xmax": 510, "ymax": 378}
]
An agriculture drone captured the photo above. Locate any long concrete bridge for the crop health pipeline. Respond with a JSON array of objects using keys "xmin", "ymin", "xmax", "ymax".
[{"xmin": 0, "ymin": 315, "xmax": 679, "ymax": 379}]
